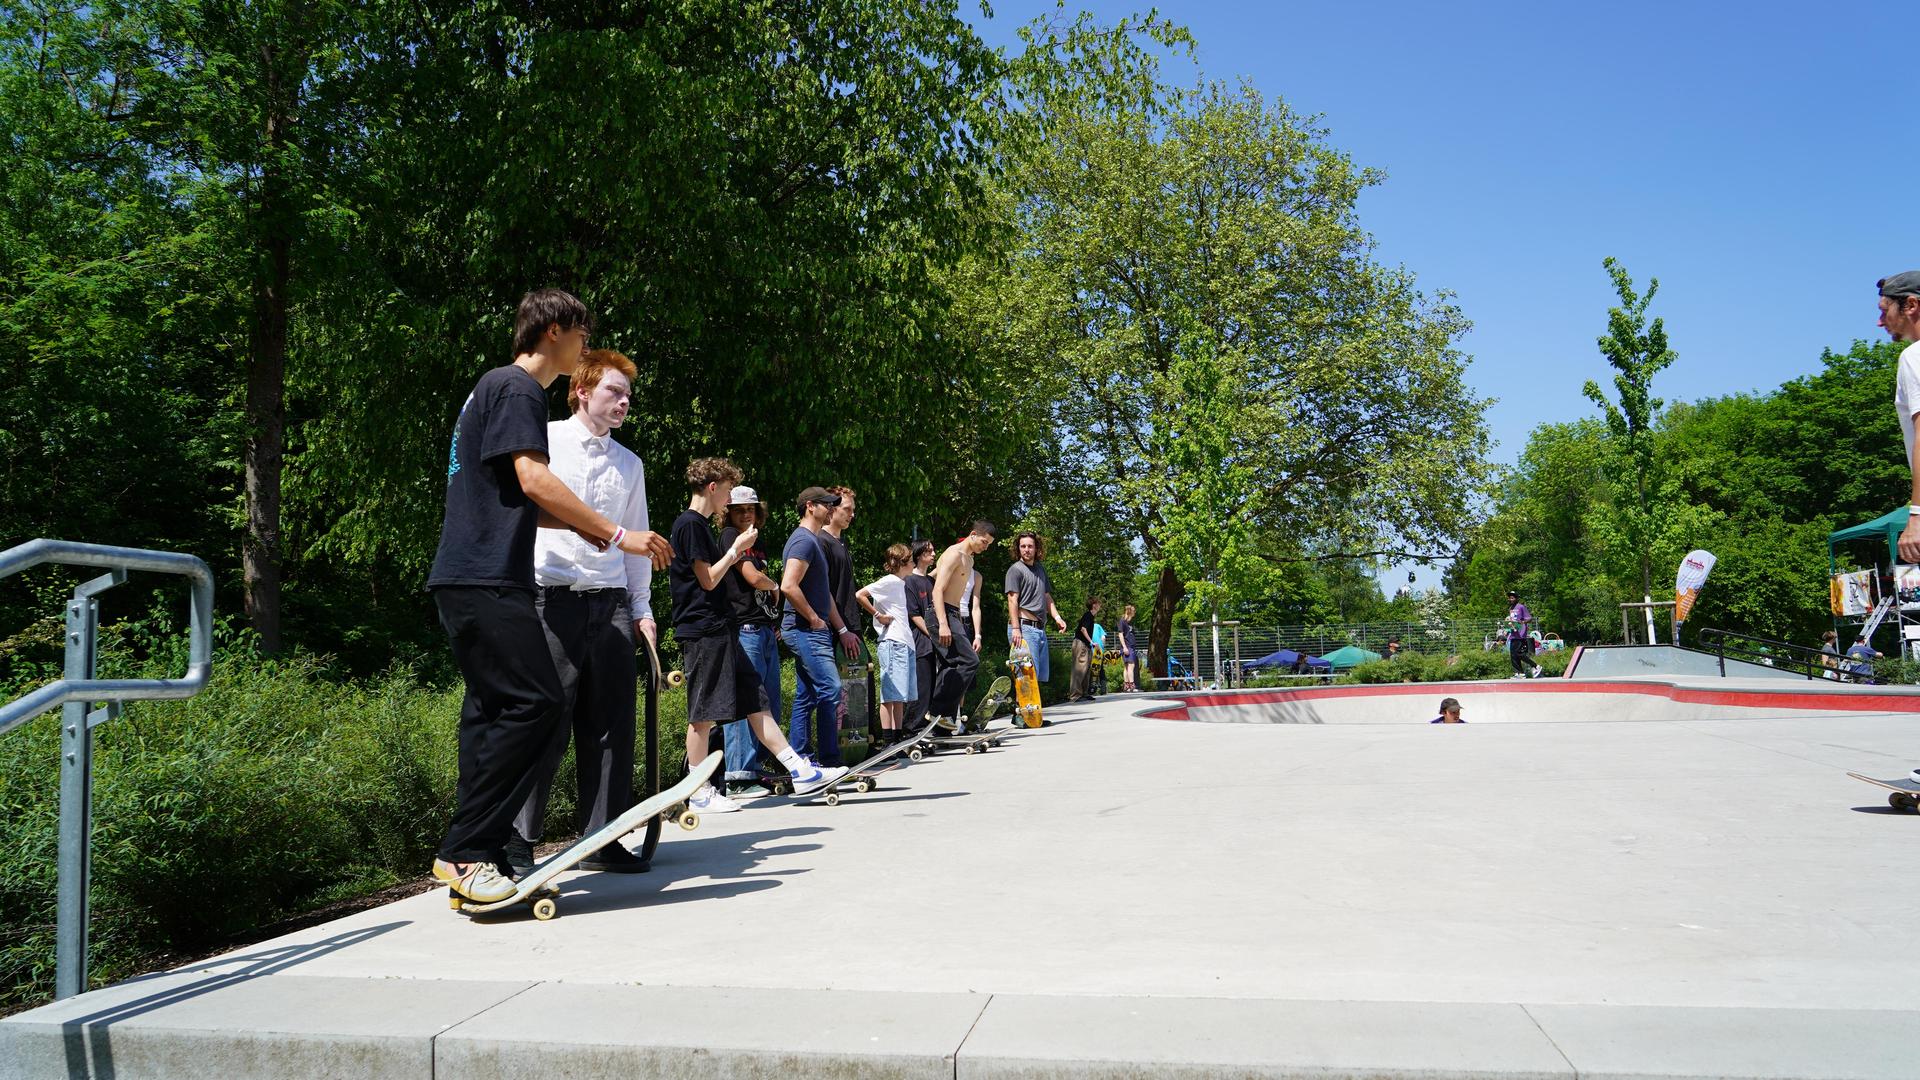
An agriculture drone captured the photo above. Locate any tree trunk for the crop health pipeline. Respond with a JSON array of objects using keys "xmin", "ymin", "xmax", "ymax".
[
  {"xmin": 244, "ymin": 37, "xmax": 298, "ymax": 654},
  {"xmin": 1145, "ymin": 563, "xmax": 1185, "ymax": 683}
]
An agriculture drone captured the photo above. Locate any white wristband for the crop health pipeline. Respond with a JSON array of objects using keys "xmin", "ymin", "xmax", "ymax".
[{"xmin": 610, "ymin": 526, "xmax": 625, "ymax": 548}]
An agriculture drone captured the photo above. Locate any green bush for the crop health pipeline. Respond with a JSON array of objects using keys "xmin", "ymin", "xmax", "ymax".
[{"xmin": 1341, "ymin": 644, "xmax": 1571, "ymax": 685}]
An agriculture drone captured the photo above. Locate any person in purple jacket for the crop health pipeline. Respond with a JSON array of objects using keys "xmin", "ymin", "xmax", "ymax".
[{"xmin": 1505, "ymin": 589, "xmax": 1542, "ymax": 679}]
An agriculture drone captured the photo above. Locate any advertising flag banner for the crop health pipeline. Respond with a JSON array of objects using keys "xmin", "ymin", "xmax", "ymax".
[{"xmin": 1674, "ymin": 550, "xmax": 1717, "ymax": 623}]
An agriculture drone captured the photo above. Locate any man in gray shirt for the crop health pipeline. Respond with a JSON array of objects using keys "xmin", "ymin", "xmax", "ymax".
[{"xmin": 1005, "ymin": 531, "xmax": 1069, "ymax": 689}]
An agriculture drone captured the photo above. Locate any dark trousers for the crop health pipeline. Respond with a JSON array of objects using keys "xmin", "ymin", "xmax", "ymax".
[
  {"xmin": 907, "ymin": 637, "xmax": 934, "ymax": 727},
  {"xmin": 1509, "ymin": 636, "xmax": 1537, "ymax": 674},
  {"xmin": 513, "ymin": 588, "xmax": 636, "ymax": 844},
  {"xmin": 956, "ymin": 615, "xmax": 979, "ymax": 705},
  {"xmin": 931, "ymin": 605, "xmax": 980, "ymax": 717},
  {"xmin": 435, "ymin": 586, "xmax": 564, "ymax": 864}
]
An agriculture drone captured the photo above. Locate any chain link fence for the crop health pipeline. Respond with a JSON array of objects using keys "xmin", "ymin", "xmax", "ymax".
[{"xmin": 1166, "ymin": 619, "xmax": 1516, "ymax": 675}]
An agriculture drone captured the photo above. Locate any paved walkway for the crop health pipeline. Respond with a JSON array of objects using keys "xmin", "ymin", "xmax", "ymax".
[{"xmin": 7, "ymin": 687, "xmax": 1920, "ymax": 1078}]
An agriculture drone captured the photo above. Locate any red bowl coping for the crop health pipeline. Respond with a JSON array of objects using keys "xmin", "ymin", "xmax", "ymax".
[{"xmin": 1142, "ymin": 679, "xmax": 1920, "ymax": 722}]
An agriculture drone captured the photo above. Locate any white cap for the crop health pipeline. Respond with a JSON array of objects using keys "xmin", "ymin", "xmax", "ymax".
[{"xmin": 728, "ymin": 485, "xmax": 761, "ymax": 506}]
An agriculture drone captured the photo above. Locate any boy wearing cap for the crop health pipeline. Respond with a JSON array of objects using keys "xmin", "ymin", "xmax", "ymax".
[
  {"xmin": 503, "ymin": 349, "xmax": 657, "ymax": 876},
  {"xmin": 427, "ymin": 289, "xmax": 672, "ymax": 906},
  {"xmin": 1881, "ymin": 271, "xmax": 1920, "ymax": 564},
  {"xmin": 1505, "ymin": 589, "xmax": 1540, "ymax": 679},
  {"xmin": 781, "ymin": 487, "xmax": 860, "ymax": 764},
  {"xmin": 719, "ymin": 485, "xmax": 786, "ymax": 792},
  {"xmin": 671, "ymin": 459, "xmax": 846, "ymax": 813},
  {"xmin": 1430, "ymin": 697, "xmax": 1466, "ymax": 723}
]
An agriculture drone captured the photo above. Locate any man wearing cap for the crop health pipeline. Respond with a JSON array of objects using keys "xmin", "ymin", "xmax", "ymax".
[
  {"xmin": 719, "ymin": 484, "xmax": 786, "ymax": 794},
  {"xmin": 1505, "ymin": 589, "xmax": 1540, "ymax": 679},
  {"xmin": 782, "ymin": 487, "xmax": 860, "ymax": 765},
  {"xmin": 1881, "ymin": 271, "xmax": 1920, "ymax": 564},
  {"xmin": 1430, "ymin": 697, "xmax": 1466, "ymax": 724},
  {"xmin": 503, "ymin": 349, "xmax": 658, "ymax": 876}
]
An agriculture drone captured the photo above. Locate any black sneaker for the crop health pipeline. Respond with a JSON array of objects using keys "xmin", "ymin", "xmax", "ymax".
[
  {"xmin": 502, "ymin": 831, "xmax": 536, "ymax": 878},
  {"xmin": 580, "ymin": 844, "xmax": 649, "ymax": 874}
]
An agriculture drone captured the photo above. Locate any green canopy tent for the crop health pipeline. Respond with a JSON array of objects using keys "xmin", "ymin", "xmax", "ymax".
[
  {"xmin": 1827, "ymin": 507, "xmax": 1908, "ymax": 572},
  {"xmin": 1320, "ymin": 645, "xmax": 1383, "ymax": 670}
]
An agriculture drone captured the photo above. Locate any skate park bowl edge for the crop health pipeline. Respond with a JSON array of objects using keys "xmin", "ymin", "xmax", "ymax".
[{"xmin": 1143, "ymin": 677, "xmax": 1920, "ymax": 724}]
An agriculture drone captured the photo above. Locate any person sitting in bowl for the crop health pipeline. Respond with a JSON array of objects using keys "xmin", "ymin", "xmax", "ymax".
[{"xmin": 1430, "ymin": 697, "xmax": 1466, "ymax": 724}]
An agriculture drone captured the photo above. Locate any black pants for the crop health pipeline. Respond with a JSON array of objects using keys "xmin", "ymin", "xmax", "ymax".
[
  {"xmin": 1509, "ymin": 636, "xmax": 1537, "ymax": 674},
  {"xmin": 907, "ymin": 637, "xmax": 934, "ymax": 727},
  {"xmin": 956, "ymin": 615, "xmax": 979, "ymax": 705},
  {"xmin": 435, "ymin": 586, "xmax": 564, "ymax": 864},
  {"xmin": 513, "ymin": 588, "xmax": 636, "ymax": 843},
  {"xmin": 931, "ymin": 605, "xmax": 980, "ymax": 717}
]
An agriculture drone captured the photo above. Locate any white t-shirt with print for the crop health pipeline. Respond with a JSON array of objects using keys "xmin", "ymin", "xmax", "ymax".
[
  {"xmin": 864, "ymin": 573, "xmax": 914, "ymax": 647},
  {"xmin": 1896, "ymin": 341, "xmax": 1920, "ymax": 474}
]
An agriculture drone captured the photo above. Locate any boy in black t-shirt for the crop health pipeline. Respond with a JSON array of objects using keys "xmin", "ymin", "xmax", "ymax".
[
  {"xmin": 427, "ymin": 288, "xmax": 671, "ymax": 905},
  {"xmin": 670, "ymin": 458, "xmax": 847, "ymax": 812}
]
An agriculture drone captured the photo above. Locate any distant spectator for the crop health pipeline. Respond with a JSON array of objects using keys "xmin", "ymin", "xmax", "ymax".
[
  {"xmin": 1385, "ymin": 639, "xmax": 1402, "ymax": 661},
  {"xmin": 1430, "ymin": 697, "xmax": 1466, "ymax": 724},
  {"xmin": 1846, "ymin": 636, "xmax": 1882, "ymax": 682},
  {"xmin": 1819, "ymin": 630, "xmax": 1841, "ymax": 681},
  {"xmin": 1505, "ymin": 590, "xmax": 1542, "ymax": 679},
  {"xmin": 1118, "ymin": 604, "xmax": 1140, "ymax": 692}
]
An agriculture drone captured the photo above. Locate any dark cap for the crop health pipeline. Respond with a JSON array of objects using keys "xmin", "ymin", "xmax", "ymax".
[
  {"xmin": 795, "ymin": 486, "xmax": 841, "ymax": 512},
  {"xmin": 1879, "ymin": 271, "xmax": 1920, "ymax": 299},
  {"xmin": 1438, "ymin": 697, "xmax": 1462, "ymax": 713}
]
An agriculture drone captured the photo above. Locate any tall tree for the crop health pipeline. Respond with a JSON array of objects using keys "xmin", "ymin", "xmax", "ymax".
[
  {"xmin": 955, "ymin": 78, "xmax": 1490, "ymax": 677},
  {"xmin": 1582, "ymin": 257, "xmax": 1677, "ymax": 638}
]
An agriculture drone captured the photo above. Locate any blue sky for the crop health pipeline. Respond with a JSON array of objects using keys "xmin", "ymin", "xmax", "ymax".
[{"xmin": 968, "ymin": 1, "xmax": 1916, "ymax": 591}]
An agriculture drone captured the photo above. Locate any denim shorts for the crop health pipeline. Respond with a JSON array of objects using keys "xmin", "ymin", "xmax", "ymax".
[{"xmin": 877, "ymin": 639, "xmax": 916, "ymax": 703}]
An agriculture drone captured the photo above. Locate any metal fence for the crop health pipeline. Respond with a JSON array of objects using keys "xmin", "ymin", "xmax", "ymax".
[
  {"xmin": 1167, "ymin": 619, "xmax": 1515, "ymax": 677},
  {"xmin": 1, "ymin": 539, "xmax": 213, "ymax": 999}
]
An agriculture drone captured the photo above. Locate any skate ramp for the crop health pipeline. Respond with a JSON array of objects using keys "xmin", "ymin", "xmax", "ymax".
[
  {"xmin": 1564, "ymin": 643, "xmax": 1807, "ymax": 680},
  {"xmin": 1146, "ymin": 678, "xmax": 1920, "ymax": 724}
]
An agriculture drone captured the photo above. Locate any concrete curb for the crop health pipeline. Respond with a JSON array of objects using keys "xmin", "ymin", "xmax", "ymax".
[{"xmin": 6, "ymin": 975, "xmax": 1918, "ymax": 1080}]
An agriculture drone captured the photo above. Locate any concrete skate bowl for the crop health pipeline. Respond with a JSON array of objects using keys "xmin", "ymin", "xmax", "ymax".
[{"xmin": 1141, "ymin": 679, "xmax": 1920, "ymax": 725}]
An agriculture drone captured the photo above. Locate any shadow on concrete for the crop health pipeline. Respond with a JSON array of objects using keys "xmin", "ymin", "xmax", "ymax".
[
  {"xmin": 57, "ymin": 922, "xmax": 406, "ymax": 1079},
  {"xmin": 806, "ymin": 791, "xmax": 971, "ymax": 807},
  {"xmin": 1848, "ymin": 804, "xmax": 1916, "ymax": 815}
]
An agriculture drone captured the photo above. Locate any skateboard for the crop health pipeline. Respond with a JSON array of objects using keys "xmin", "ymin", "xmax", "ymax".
[
  {"xmin": 1009, "ymin": 649, "xmax": 1044, "ymax": 728},
  {"xmin": 634, "ymin": 633, "xmax": 667, "ymax": 869},
  {"xmin": 838, "ymin": 657, "xmax": 874, "ymax": 762},
  {"xmin": 927, "ymin": 677, "xmax": 1014, "ymax": 752},
  {"xmin": 1847, "ymin": 772, "xmax": 1920, "ymax": 812},
  {"xmin": 805, "ymin": 724, "xmax": 937, "ymax": 806},
  {"xmin": 452, "ymin": 751, "xmax": 723, "ymax": 920}
]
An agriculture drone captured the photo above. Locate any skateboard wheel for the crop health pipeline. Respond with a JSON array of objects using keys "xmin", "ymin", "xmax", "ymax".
[
  {"xmin": 677, "ymin": 811, "xmax": 700, "ymax": 830},
  {"xmin": 1891, "ymin": 792, "xmax": 1917, "ymax": 813},
  {"xmin": 667, "ymin": 669, "xmax": 685, "ymax": 688},
  {"xmin": 826, "ymin": 792, "xmax": 841, "ymax": 806},
  {"xmin": 965, "ymin": 744, "xmax": 979, "ymax": 755},
  {"xmin": 908, "ymin": 748, "xmax": 924, "ymax": 761},
  {"xmin": 532, "ymin": 897, "xmax": 558, "ymax": 921},
  {"xmin": 856, "ymin": 778, "xmax": 874, "ymax": 793}
]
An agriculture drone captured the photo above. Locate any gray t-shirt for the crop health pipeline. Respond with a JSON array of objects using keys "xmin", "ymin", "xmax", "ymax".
[{"xmin": 1005, "ymin": 561, "xmax": 1051, "ymax": 621}]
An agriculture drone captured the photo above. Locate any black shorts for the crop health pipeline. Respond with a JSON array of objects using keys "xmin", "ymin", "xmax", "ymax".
[{"xmin": 682, "ymin": 632, "xmax": 771, "ymax": 724}]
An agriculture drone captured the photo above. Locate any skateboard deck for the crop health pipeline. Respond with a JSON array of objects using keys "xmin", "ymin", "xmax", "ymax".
[
  {"xmin": 452, "ymin": 751, "xmax": 723, "ymax": 919},
  {"xmin": 634, "ymin": 633, "xmax": 666, "ymax": 869},
  {"xmin": 1848, "ymin": 772, "xmax": 1920, "ymax": 812},
  {"xmin": 805, "ymin": 724, "xmax": 937, "ymax": 806},
  {"xmin": 839, "ymin": 658, "xmax": 874, "ymax": 761},
  {"xmin": 1009, "ymin": 650, "xmax": 1044, "ymax": 728}
]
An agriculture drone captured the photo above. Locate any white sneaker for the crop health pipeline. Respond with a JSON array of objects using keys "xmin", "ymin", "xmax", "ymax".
[
  {"xmin": 689, "ymin": 784, "xmax": 742, "ymax": 815},
  {"xmin": 934, "ymin": 714, "xmax": 964, "ymax": 734},
  {"xmin": 789, "ymin": 764, "xmax": 850, "ymax": 795},
  {"xmin": 434, "ymin": 858, "xmax": 517, "ymax": 903}
]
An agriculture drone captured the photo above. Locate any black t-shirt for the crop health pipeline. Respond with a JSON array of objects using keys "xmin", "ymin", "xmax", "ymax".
[
  {"xmin": 669, "ymin": 510, "xmax": 729, "ymax": 639},
  {"xmin": 427, "ymin": 365, "xmax": 550, "ymax": 590},
  {"xmin": 1077, "ymin": 610, "xmax": 1097, "ymax": 644},
  {"xmin": 719, "ymin": 524, "xmax": 772, "ymax": 627},
  {"xmin": 819, "ymin": 530, "xmax": 861, "ymax": 638},
  {"xmin": 904, "ymin": 573, "xmax": 935, "ymax": 657}
]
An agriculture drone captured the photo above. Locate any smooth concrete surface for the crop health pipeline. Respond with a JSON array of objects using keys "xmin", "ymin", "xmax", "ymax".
[
  {"xmin": 957, "ymin": 996, "xmax": 1575, "ymax": 1079},
  {"xmin": 1566, "ymin": 644, "xmax": 1810, "ymax": 681},
  {"xmin": 436, "ymin": 983, "xmax": 985, "ymax": 1079},
  {"xmin": 9, "ymin": 688, "xmax": 1920, "ymax": 1078},
  {"xmin": 0, "ymin": 971, "xmax": 530, "ymax": 1080}
]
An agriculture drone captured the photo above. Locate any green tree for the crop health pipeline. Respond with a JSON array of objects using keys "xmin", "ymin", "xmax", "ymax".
[
  {"xmin": 1582, "ymin": 257, "xmax": 1677, "ymax": 637},
  {"xmin": 958, "ymin": 77, "xmax": 1490, "ymax": 677}
]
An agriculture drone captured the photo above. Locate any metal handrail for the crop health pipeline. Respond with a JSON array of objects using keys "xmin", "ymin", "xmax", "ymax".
[
  {"xmin": 1, "ymin": 538, "xmax": 214, "ymax": 1000},
  {"xmin": 1696, "ymin": 627, "xmax": 1838, "ymax": 683}
]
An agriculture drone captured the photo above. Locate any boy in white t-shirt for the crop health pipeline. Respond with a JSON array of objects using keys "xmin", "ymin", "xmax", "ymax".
[
  {"xmin": 1883, "ymin": 270, "xmax": 1920, "ymax": 564},
  {"xmin": 856, "ymin": 543, "xmax": 917, "ymax": 746}
]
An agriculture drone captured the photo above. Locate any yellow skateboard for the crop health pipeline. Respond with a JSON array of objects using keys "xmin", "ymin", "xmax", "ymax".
[{"xmin": 1009, "ymin": 650, "xmax": 1044, "ymax": 728}]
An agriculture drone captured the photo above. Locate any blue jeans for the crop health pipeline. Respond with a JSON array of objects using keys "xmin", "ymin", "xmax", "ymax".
[
  {"xmin": 782, "ymin": 625, "xmax": 842, "ymax": 765},
  {"xmin": 1014, "ymin": 624, "xmax": 1051, "ymax": 682},
  {"xmin": 725, "ymin": 625, "xmax": 783, "ymax": 780}
]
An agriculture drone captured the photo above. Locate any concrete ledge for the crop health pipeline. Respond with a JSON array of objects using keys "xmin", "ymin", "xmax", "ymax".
[
  {"xmin": 956, "ymin": 995, "xmax": 1575, "ymax": 1079},
  {"xmin": 0, "ymin": 972, "xmax": 531, "ymax": 1080},
  {"xmin": 1525, "ymin": 1004, "xmax": 1920, "ymax": 1080},
  {"xmin": 434, "ymin": 983, "xmax": 987, "ymax": 1079}
]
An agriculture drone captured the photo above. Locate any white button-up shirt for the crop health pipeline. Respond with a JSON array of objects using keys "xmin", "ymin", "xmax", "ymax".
[{"xmin": 531, "ymin": 414, "xmax": 652, "ymax": 619}]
